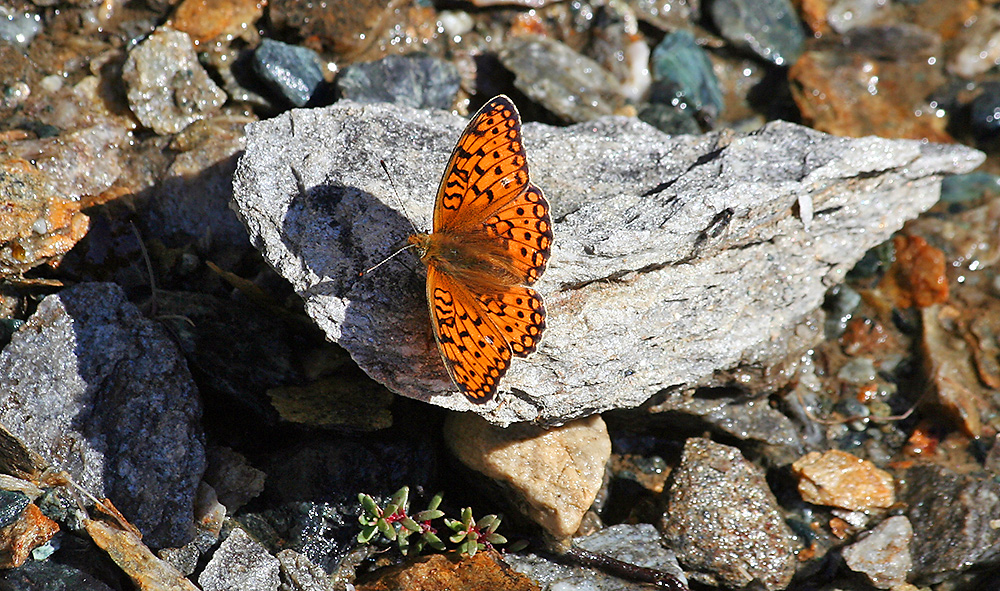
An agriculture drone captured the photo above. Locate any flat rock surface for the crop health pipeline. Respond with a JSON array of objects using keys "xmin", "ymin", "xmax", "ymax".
[{"xmin": 232, "ymin": 100, "xmax": 983, "ymax": 425}]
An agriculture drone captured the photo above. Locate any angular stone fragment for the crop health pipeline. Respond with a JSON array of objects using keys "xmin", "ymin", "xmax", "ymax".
[
  {"xmin": 662, "ymin": 438, "xmax": 797, "ymax": 591},
  {"xmin": 792, "ymin": 450, "xmax": 895, "ymax": 512},
  {"xmin": 232, "ymin": 100, "xmax": 983, "ymax": 425},
  {"xmin": 443, "ymin": 413, "xmax": 610, "ymax": 539}
]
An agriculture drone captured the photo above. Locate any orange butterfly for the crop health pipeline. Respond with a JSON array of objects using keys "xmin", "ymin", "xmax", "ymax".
[{"xmin": 407, "ymin": 95, "xmax": 553, "ymax": 404}]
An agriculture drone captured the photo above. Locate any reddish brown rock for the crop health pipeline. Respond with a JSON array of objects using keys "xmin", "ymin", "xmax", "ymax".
[
  {"xmin": 0, "ymin": 157, "xmax": 90, "ymax": 277},
  {"xmin": 169, "ymin": 0, "xmax": 264, "ymax": 45},
  {"xmin": 356, "ymin": 550, "xmax": 541, "ymax": 591},
  {"xmin": 0, "ymin": 503, "xmax": 59, "ymax": 568},
  {"xmin": 880, "ymin": 235, "xmax": 949, "ymax": 309},
  {"xmin": 789, "ymin": 50, "xmax": 951, "ymax": 141}
]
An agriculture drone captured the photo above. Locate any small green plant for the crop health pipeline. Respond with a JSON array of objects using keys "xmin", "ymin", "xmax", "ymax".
[
  {"xmin": 356, "ymin": 486, "xmax": 512, "ymax": 557},
  {"xmin": 444, "ymin": 506, "xmax": 508, "ymax": 557}
]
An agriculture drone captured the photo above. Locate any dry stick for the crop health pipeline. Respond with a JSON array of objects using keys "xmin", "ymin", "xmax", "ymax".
[{"xmin": 560, "ymin": 546, "xmax": 689, "ymax": 590}]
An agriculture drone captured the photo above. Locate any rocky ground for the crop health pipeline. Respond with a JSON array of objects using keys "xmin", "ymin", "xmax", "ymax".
[{"xmin": 1, "ymin": 0, "xmax": 1000, "ymax": 589}]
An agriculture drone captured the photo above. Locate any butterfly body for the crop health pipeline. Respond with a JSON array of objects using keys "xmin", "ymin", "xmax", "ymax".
[{"xmin": 408, "ymin": 96, "xmax": 552, "ymax": 404}]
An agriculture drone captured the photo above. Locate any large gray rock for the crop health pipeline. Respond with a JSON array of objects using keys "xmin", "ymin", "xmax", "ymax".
[
  {"xmin": 231, "ymin": 101, "xmax": 983, "ymax": 425},
  {"xmin": 0, "ymin": 282, "xmax": 205, "ymax": 548}
]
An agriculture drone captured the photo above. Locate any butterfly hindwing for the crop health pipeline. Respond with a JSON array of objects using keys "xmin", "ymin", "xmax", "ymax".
[{"xmin": 426, "ymin": 266, "xmax": 513, "ymax": 403}]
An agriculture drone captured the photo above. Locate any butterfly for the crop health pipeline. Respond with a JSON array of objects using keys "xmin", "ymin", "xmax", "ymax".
[{"xmin": 407, "ymin": 95, "xmax": 553, "ymax": 404}]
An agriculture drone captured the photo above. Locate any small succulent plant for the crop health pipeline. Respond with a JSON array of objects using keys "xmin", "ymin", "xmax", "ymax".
[
  {"xmin": 443, "ymin": 506, "xmax": 508, "ymax": 557},
  {"xmin": 357, "ymin": 486, "xmax": 514, "ymax": 557}
]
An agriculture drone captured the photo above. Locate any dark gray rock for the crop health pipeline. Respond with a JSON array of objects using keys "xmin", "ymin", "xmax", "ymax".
[
  {"xmin": 661, "ymin": 438, "xmax": 797, "ymax": 590},
  {"xmin": 199, "ymin": 528, "xmax": 280, "ymax": 591},
  {"xmin": 0, "ymin": 282, "xmax": 205, "ymax": 548},
  {"xmin": 336, "ymin": 53, "xmax": 461, "ymax": 110},
  {"xmin": 506, "ymin": 523, "xmax": 685, "ymax": 590},
  {"xmin": 253, "ymin": 39, "xmax": 326, "ymax": 108},
  {"xmin": 710, "ymin": 0, "xmax": 805, "ymax": 66},
  {"xmin": 0, "ymin": 558, "xmax": 116, "ymax": 591},
  {"xmin": 650, "ymin": 30, "xmax": 723, "ymax": 117},
  {"xmin": 231, "ymin": 99, "xmax": 983, "ymax": 425},
  {"xmin": 901, "ymin": 463, "xmax": 1000, "ymax": 584}
]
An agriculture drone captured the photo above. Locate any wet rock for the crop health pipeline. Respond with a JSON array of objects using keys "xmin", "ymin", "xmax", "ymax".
[
  {"xmin": 0, "ymin": 283, "xmax": 205, "ymax": 548},
  {"xmin": 879, "ymin": 235, "xmax": 948, "ymax": 309},
  {"xmin": 842, "ymin": 515, "xmax": 913, "ymax": 589},
  {"xmin": 840, "ymin": 24, "xmax": 940, "ymax": 61},
  {"xmin": 443, "ymin": 413, "xmax": 610, "ymax": 539},
  {"xmin": 233, "ymin": 100, "xmax": 982, "ymax": 424},
  {"xmin": 6, "ymin": 123, "xmax": 127, "ymax": 202},
  {"xmin": 710, "ymin": 0, "xmax": 804, "ymax": 66},
  {"xmin": 789, "ymin": 50, "xmax": 950, "ymax": 141},
  {"xmin": 0, "ymin": 156, "xmax": 90, "ymax": 276},
  {"xmin": 252, "ymin": 39, "xmax": 326, "ymax": 108},
  {"xmin": 792, "ymin": 450, "xmax": 895, "ymax": 512},
  {"xmin": 0, "ymin": 501, "xmax": 59, "ymax": 568},
  {"xmin": 168, "ymin": 0, "xmax": 264, "ymax": 46},
  {"xmin": 0, "ymin": 7, "xmax": 42, "ymax": 48},
  {"xmin": 940, "ymin": 172, "xmax": 1000, "ymax": 204},
  {"xmin": 122, "ymin": 28, "xmax": 227, "ymax": 135},
  {"xmin": 920, "ymin": 304, "xmax": 991, "ymax": 437},
  {"xmin": 899, "ymin": 463, "xmax": 1000, "ymax": 584},
  {"xmin": 0, "ymin": 558, "xmax": 116, "ymax": 591},
  {"xmin": 636, "ymin": 103, "xmax": 700, "ymax": 135},
  {"xmin": 948, "ymin": 7, "xmax": 1000, "ymax": 79},
  {"xmin": 356, "ymin": 550, "xmax": 541, "ymax": 591},
  {"xmin": 662, "ymin": 438, "xmax": 797, "ymax": 590},
  {"xmin": 336, "ymin": 54, "xmax": 461, "ymax": 110},
  {"xmin": 199, "ymin": 528, "xmax": 279, "ymax": 591},
  {"xmin": 497, "ymin": 35, "xmax": 628, "ymax": 121},
  {"xmin": 276, "ymin": 549, "xmax": 337, "ymax": 591},
  {"xmin": 628, "ymin": 0, "xmax": 697, "ymax": 32},
  {"xmin": 85, "ymin": 518, "xmax": 199, "ymax": 591},
  {"xmin": 269, "ymin": 0, "xmax": 438, "ymax": 59},
  {"xmin": 649, "ymin": 30, "xmax": 723, "ymax": 118},
  {"xmin": 826, "ymin": 0, "xmax": 893, "ymax": 33},
  {"xmin": 506, "ymin": 523, "xmax": 685, "ymax": 590},
  {"xmin": 645, "ymin": 390, "xmax": 805, "ymax": 466}
]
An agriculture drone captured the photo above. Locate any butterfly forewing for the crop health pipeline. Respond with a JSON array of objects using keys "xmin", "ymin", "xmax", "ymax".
[{"xmin": 435, "ymin": 97, "xmax": 531, "ymax": 232}]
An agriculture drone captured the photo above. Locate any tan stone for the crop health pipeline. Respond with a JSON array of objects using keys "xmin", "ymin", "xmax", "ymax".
[
  {"xmin": 444, "ymin": 413, "xmax": 610, "ymax": 540},
  {"xmin": 792, "ymin": 450, "xmax": 895, "ymax": 512}
]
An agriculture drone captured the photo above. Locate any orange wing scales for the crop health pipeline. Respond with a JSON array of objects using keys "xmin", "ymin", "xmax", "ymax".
[
  {"xmin": 428, "ymin": 269, "xmax": 513, "ymax": 402},
  {"xmin": 484, "ymin": 185, "xmax": 552, "ymax": 283},
  {"xmin": 477, "ymin": 285, "xmax": 546, "ymax": 356},
  {"xmin": 413, "ymin": 95, "xmax": 552, "ymax": 403}
]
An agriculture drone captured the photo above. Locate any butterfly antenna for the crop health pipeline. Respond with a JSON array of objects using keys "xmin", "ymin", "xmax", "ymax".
[
  {"xmin": 359, "ymin": 243, "xmax": 417, "ymax": 277},
  {"xmin": 380, "ymin": 159, "xmax": 421, "ymax": 236}
]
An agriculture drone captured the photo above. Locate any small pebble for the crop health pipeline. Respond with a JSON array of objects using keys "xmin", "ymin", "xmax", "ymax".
[
  {"xmin": 792, "ymin": 449, "xmax": 895, "ymax": 512},
  {"xmin": 336, "ymin": 53, "xmax": 460, "ymax": 110},
  {"xmin": 842, "ymin": 515, "xmax": 914, "ymax": 589},
  {"xmin": 710, "ymin": 0, "xmax": 804, "ymax": 66},
  {"xmin": 252, "ymin": 38, "xmax": 326, "ymax": 108}
]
